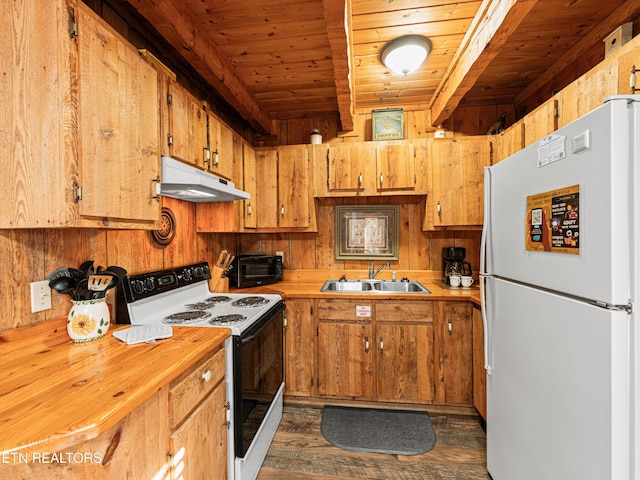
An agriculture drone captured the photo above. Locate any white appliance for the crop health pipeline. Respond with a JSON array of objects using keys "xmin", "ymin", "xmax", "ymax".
[
  {"xmin": 481, "ymin": 95, "xmax": 638, "ymax": 480},
  {"xmin": 160, "ymin": 156, "xmax": 250, "ymax": 202},
  {"xmin": 116, "ymin": 262, "xmax": 284, "ymax": 480}
]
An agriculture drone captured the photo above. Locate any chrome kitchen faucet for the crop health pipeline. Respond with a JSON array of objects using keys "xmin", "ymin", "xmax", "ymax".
[{"xmin": 369, "ymin": 262, "xmax": 390, "ymax": 279}]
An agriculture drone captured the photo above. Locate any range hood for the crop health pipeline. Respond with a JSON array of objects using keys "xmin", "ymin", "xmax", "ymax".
[{"xmin": 160, "ymin": 156, "xmax": 250, "ymax": 202}]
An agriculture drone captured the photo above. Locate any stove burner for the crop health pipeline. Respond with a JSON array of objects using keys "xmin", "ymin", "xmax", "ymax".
[
  {"xmin": 185, "ymin": 296, "xmax": 231, "ymax": 310},
  {"xmin": 205, "ymin": 296, "xmax": 232, "ymax": 304},
  {"xmin": 163, "ymin": 310, "xmax": 212, "ymax": 324},
  {"xmin": 185, "ymin": 301, "xmax": 212, "ymax": 310},
  {"xmin": 209, "ymin": 314, "xmax": 247, "ymax": 326},
  {"xmin": 232, "ymin": 296, "xmax": 270, "ymax": 308}
]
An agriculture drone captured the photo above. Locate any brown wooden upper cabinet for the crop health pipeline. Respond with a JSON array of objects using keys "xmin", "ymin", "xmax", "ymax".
[
  {"xmin": 242, "ymin": 143, "xmax": 258, "ymax": 230},
  {"xmin": 428, "ymin": 137, "xmax": 492, "ymax": 228},
  {"xmin": 166, "ymin": 79, "xmax": 208, "ymax": 170},
  {"xmin": 0, "ymin": 1, "xmax": 160, "ymax": 229},
  {"xmin": 208, "ymin": 115, "xmax": 235, "ymax": 180},
  {"xmin": 195, "ymin": 136, "xmax": 250, "ymax": 233},
  {"xmin": 326, "ymin": 145, "xmax": 365, "ymax": 193},
  {"xmin": 163, "ymin": 79, "xmax": 234, "ymax": 181},
  {"xmin": 247, "ymin": 145, "xmax": 317, "ymax": 232},
  {"xmin": 376, "ymin": 142, "xmax": 416, "ymax": 192},
  {"xmin": 317, "ymin": 140, "xmax": 427, "ymax": 197}
]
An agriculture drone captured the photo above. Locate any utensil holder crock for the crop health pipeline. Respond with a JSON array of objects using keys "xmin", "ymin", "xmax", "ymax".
[{"xmin": 67, "ymin": 298, "xmax": 110, "ymax": 343}]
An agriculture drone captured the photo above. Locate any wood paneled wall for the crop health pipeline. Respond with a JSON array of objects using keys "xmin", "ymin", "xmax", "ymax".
[
  {"xmin": 0, "ymin": 198, "xmax": 229, "ymax": 332},
  {"xmin": 236, "ymin": 197, "xmax": 481, "ymax": 275},
  {"xmin": 258, "ymin": 104, "xmax": 517, "ymax": 147}
]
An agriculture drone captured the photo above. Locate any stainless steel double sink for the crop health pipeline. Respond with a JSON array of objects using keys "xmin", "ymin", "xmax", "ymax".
[{"xmin": 320, "ymin": 279, "xmax": 431, "ymax": 294}]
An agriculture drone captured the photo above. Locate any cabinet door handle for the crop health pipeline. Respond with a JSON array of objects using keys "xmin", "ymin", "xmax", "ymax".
[
  {"xmin": 203, "ymin": 146, "xmax": 211, "ymax": 167},
  {"xmin": 358, "ymin": 172, "xmax": 363, "ymax": 187},
  {"xmin": 448, "ymin": 320, "xmax": 453, "ymax": 335},
  {"xmin": 379, "ymin": 173, "xmax": 384, "ymax": 187},
  {"xmin": 247, "ymin": 202, "xmax": 252, "ymax": 216},
  {"xmin": 379, "ymin": 337, "xmax": 384, "ymax": 352},
  {"xmin": 152, "ymin": 176, "xmax": 161, "ymax": 201},
  {"xmin": 201, "ymin": 370, "xmax": 212, "ymax": 382},
  {"xmin": 281, "ymin": 204, "xmax": 285, "ymax": 217},
  {"xmin": 365, "ymin": 336, "xmax": 369, "ymax": 353},
  {"xmin": 437, "ymin": 200, "xmax": 441, "ymax": 216}
]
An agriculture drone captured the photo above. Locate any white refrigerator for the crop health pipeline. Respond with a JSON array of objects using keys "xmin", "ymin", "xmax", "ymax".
[{"xmin": 481, "ymin": 95, "xmax": 639, "ymax": 480}]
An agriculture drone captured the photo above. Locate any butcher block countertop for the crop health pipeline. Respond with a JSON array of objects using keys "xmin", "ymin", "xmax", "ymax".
[
  {"xmin": 0, "ymin": 269, "xmax": 478, "ymax": 458},
  {"xmin": 240, "ymin": 269, "xmax": 482, "ymax": 306},
  {"xmin": 0, "ymin": 318, "xmax": 229, "ymax": 456}
]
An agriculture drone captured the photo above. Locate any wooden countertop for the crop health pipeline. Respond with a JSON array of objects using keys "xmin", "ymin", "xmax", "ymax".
[
  {"xmin": 0, "ymin": 269, "xmax": 479, "ymax": 457},
  {"xmin": 236, "ymin": 269, "xmax": 482, "ymax": 306},
  {"xmin": 0, "ymin": 318, "xmax": 229, "ymax": 455}
]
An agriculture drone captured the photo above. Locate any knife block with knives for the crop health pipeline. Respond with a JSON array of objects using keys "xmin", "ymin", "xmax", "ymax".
[{"xmin": 209, "ymin": 250, "xmax": 234, "ymax": 292}]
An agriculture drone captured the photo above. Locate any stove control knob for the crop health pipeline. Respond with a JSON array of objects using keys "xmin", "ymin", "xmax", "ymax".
[
  {"xmin": 194, "ymin": 266, "xmax": 204, "ymax": 278},
  {"xmin": 145, "ymin": 278, "xmax": 155, "ymax": 291},
  {"xmin": 132, "ymin": 280, "xmax": 145, "ymax": 294},
  {"xmin": 183, "ymin": 269, "xmax": 192, "ymax": 281}
]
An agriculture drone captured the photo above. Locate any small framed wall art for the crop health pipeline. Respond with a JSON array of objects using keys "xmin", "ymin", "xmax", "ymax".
[
  {"xmin": 335, "ymin": 205, "xmax": 399, "ymax": 260},
  {"xmin": 372, "ymin": 108, "xmax": 404, "ymax": 140}
]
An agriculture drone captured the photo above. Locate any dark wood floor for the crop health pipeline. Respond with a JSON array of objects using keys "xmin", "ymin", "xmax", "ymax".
[{"xmin": 257, "ymin": 405, "xmax": 490, "ymax": 479}]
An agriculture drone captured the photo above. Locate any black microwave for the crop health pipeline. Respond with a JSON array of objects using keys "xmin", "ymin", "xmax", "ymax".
[{"xmin": 228, "ymin": 254, "xmax": 282, "ymax": 288}]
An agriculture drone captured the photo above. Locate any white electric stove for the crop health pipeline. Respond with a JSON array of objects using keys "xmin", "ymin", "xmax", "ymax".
[{"xmin": 116, "ymin": 262, "xmax": 285, "ymax": 480}]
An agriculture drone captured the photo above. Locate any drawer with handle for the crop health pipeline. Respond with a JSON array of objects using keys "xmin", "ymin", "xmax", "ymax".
[{"xmin": 169, "ymin": 345, "xmax": 225, "ymax": 430}]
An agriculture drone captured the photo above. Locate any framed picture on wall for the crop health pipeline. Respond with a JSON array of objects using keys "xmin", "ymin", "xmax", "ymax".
[{"xmin": 335, "ymin": 205, "xmax": 399, "ymax": 260}]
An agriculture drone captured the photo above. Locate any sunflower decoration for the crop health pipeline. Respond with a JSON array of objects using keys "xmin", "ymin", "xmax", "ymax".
[{"xmin": 69, "ymin": 313, "xmax": 97, "ymax": 337}]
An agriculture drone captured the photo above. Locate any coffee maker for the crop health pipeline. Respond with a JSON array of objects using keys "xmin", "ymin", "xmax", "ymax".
[{"xmin": 442, "ymin": 247, "xmax": 472, "ymax": 285}]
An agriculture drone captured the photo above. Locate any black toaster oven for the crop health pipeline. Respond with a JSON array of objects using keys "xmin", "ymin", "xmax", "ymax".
[{"xmin": 228, "ymin": 254, "xmax": 282, "ymax": 288}]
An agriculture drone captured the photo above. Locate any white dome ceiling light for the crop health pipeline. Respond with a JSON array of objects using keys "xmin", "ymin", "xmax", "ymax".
[{"xmin": 380, "ymin": 35, "xmax": 432, "ymax": 76}]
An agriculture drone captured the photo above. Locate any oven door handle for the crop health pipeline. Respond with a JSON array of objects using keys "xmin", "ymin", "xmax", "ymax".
[
  {"xmin": 240, "ymin": 304, "xmax": 284, "ymax": 345},
  {"xmin": 241, "ymin": 331, "xmax": 261, "ymax": 345}
]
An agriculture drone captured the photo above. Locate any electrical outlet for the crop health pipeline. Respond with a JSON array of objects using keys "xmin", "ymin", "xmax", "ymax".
[
  {"xmin": 276, "ymin": 251, "xmax": 284, "ymax": 258},
  {"xmin": 30, "ymin": 280, "xmax": 52, "ymax": 313}
]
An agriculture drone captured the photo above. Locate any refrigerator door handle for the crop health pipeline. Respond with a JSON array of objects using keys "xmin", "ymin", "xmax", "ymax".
[
  {"xmin": 480, "ymin": 275, "xmax": 493, "ymax": 375},
  {"xmin": 480, "ymin": 166, "xmax": 491, "ymax": 276},
  {"xmin": 480, "ymin": 166, "xmax": 493, "ymax": 375}
]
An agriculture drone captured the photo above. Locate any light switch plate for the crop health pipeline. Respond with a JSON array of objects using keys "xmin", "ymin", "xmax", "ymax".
[{"xmin": 30, "ymin": 280, "xmax": 52, "ymax": 313}]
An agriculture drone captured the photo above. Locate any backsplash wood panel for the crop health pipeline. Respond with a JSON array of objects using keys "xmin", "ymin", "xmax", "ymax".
[
  {"xmin": 236, "ymin": 197, "xmax": 481, "ymax": 274},
  {"xmin": 0, "ymin": 198, "xmax": 224, "ymax": 333},
  {"xmin": 1, "ymin": 195, "xmax": 480, "ymax": 333}
]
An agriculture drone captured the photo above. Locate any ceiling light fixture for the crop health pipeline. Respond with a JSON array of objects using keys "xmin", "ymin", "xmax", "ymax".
[{"xmin": 380, "ymin": 35, "xmax": 432, "ymax": 75}]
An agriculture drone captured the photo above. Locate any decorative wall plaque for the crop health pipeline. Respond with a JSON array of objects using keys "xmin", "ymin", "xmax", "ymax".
[{"xmin": 335, "ymin": 205, "xmax": 399, "ymax": 260}]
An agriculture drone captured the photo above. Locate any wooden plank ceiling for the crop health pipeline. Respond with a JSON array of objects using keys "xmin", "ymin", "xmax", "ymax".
[{"xmin": 124, "ymin": 0, "xmax": 639, "ymax": 135}]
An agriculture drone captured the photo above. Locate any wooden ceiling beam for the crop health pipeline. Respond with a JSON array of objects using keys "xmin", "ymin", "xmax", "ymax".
[
  {"xmin": 126, "ymin": 0, "xmax": 273, "ymax": 134},
  {"xmin": 322, "ymin": 0, "xmax": 355, "ymax": 132},
  {"xmin": 429, "ymin": 0, "xmax": 538, "ymax": 127},
  {"xmin": 514, "ymin": 1, "xmax": 640, "ymax": 108}
]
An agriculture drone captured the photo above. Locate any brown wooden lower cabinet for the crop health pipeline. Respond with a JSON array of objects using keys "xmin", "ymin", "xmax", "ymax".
[
  {"xmin": 375, "ymin": 301, "xmax": 435, "ymax": 403},
  {"xmin": 472, "ymin": 304, "xmax": 487, "ymax": 419},
  {"xmin": 375, "ymin": 323, "xmax": 435, "ymax": 403},
  {"xmin": 170, "ymin": 380, "xmax": 227, "ymax": 479},
  {"xmin": 317, "ymin": 321, "xmax": 374, "ymax": 398},
  {"xmin": 436, "ymin": 302, "xmax": 473, "ymax": 406},
  {"xmin": 299, "ymin": 298, "xmax": 468, "ymax": 406},
  {"xmin": 168, "ymin": 346, "xmax": 228, "ymax": 479},
  {"xmin": 284, "ymin": 299, "xmax": 316, "ymax": 397},
  {"xmin": 2, "ymin": 346, "xmax": 228, "ymax": 480}
]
